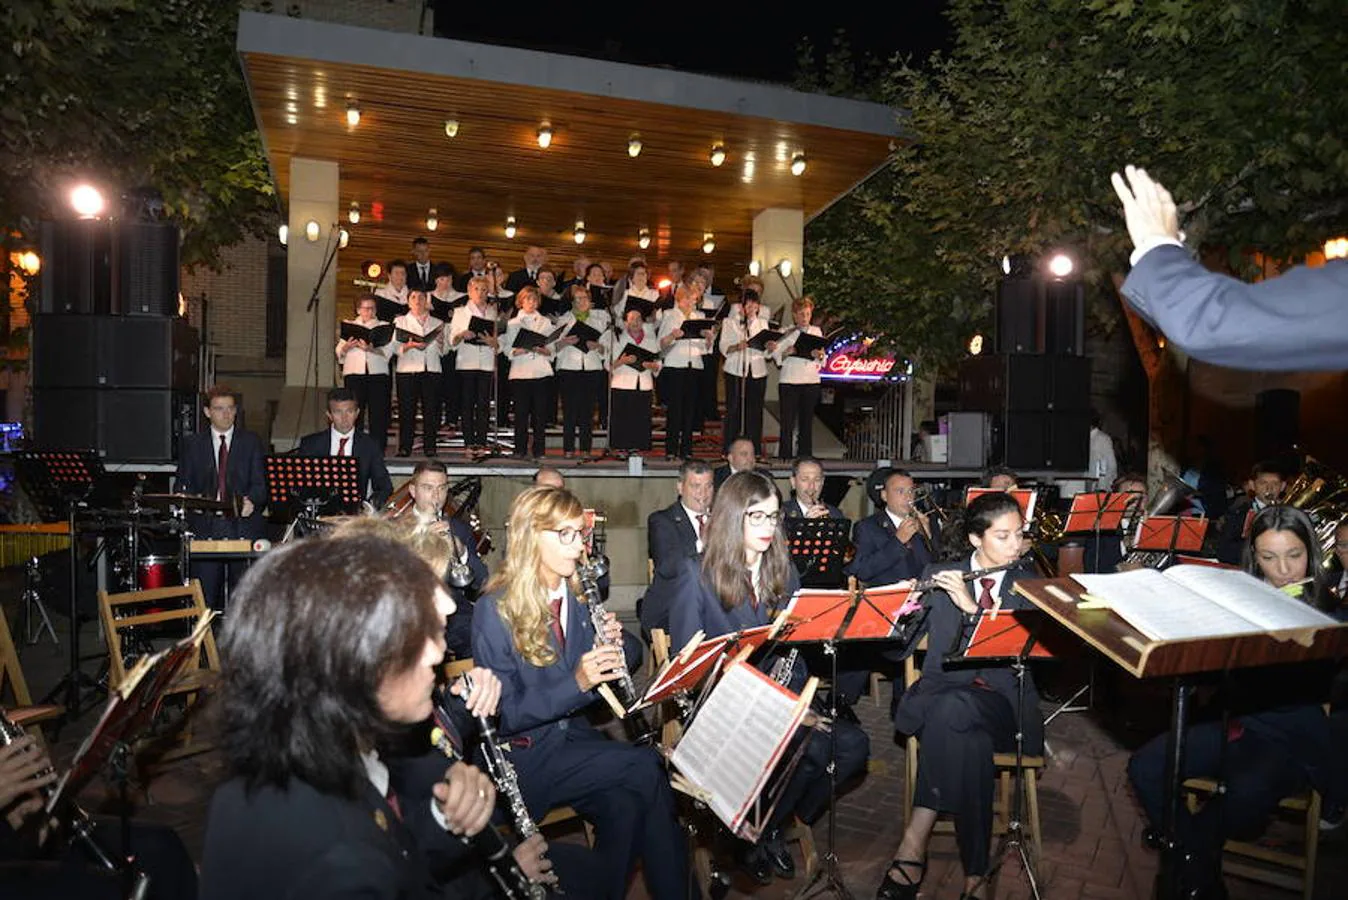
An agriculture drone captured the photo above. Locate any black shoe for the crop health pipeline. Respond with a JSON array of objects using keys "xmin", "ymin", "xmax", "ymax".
[
  {"xmin": 835, "ymin": 701, "xmax": 861, "ymax": 726},
  {"xmin": 737, "ymin": 843, "xmax": 772, "ymax": 886},
  {"xmin": 876, "ymin": 858, "xmax": 925, "ymax": 900},
  {"xmin": 762, "ymin": 830, "xmax": 795, "ymax": 879}
]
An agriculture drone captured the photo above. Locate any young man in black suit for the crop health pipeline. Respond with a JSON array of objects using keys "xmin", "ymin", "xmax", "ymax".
[
  {"xmin": 406, "ymin": 237, "xmax": 443, "ymax": 294},
  {"xmin": 847, "ymin": 468, "xmax": 936, "ymax": 587},
  {"xmin": 296, "ymin": 388, "xmax": 394, "ymax": 511},
  {"xmin": 783, "ymin": 457, "xmax": 847, "ymax": 521},
  {"xmin": 174, "ymin": 385, "xmax": 268, "ymax": 610},
  {"xmin": 640, "ymin": 459, "xmax": 714, "ymax": 634}
]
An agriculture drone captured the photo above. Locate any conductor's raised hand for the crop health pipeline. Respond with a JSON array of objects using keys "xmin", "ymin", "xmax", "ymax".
[
  {"xmin": 931, "ymin": 569, "xmax": 978, "ymax": 615},
  {"xmin": 433, "ymin": 762, "xmax": 496, "ymax": 837},
  {"xmin": 1110, "ymin": 164, "xmax": 1180, "ymax": 251},
  {"xmin": 574, "ymin": 645, "xmax": 625, "ymax": 692}
]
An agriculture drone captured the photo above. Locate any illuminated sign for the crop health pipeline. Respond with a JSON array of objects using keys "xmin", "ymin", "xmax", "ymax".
[{"xmin": 820, "ymin": 336, "xmax": 902, "ymax": 382}]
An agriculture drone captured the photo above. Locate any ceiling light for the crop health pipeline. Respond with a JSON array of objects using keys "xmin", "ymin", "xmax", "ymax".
[
  {"xmin": 504, "ymin": 216, "xmax": 517, "ymax": 239},
  {"xmin": 790, "ymin": 152, "xmax": 807, "ymax": 176},
  {"xmin": 748, "ymin": 260, "xmax": 761, "ymax": 277},
  {"xmin": 338, "ymin": 228, "xmax": 350, "ymax": 249},
  {"xmin": 348, "ymin": 202, "xmax": 360, "ymax": 225},
  {"xmin": 537, "ymin": 124, "xmax": 553, "ymax": 149},
  {"xmin": 1047, "ymin": 253, "xmax": 1074, "ymax": 278},
  {"xmin": 776, "ymin": 258, "xmax": 793, "ymax": 278},
  {"xmin": 702, "ymin": 233, "xmax": 716, "ymax": 255},
  {"xmin": 444, "ymin": 119, "xmax": 460, "ymax": 138},
  {"xmin": 574, "ymin": 221, "xmax": 586, "ymax": 245},
  {"xmin": 709, "ymin": 144, "xmax": 726, "ymax": 167},
  {"xmin": 70, "ymin": 184, "xmax": 105, "ymax": 218},
  {"xmin": 426, "ymin": 208, "xmax": 438, "ymax": 231},
  {"xmin": 278, "ymin": 224, "xmax": 288, "ymax": 246},
  {"xmin": 304, "ymin": 220, "xmax": 320, "ymax": 243},
  {"xmin": 637, "ymin": 229, "xmax": 651, "ymax": 250},
  {"xmin": 346, "ymin": 102, "xmax": 360, "ymax": 127},
  {"xmin": 628, "ymin": 134, "xmax": 642, "ymax": 157}
]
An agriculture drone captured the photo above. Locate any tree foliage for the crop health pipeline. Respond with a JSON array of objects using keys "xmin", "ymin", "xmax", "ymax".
[
  {"xmin": 802, "ymin": 0, "xmax": 1348, "ymax": 371},
  {"xmin": 1, "ymin": 0, "xmax": 274, "ymax": 270}
]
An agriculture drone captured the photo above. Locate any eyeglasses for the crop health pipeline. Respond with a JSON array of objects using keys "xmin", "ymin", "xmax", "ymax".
[
  {"xmin": 544, "ymin": 526, "xmax": 584, "ymax": 545},
  {"xmin": 743, "ymin": 510, "xmax": 783, "ymax": 527}
]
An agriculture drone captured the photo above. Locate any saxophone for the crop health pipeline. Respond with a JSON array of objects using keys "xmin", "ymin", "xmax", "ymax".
[
  {"xmin": 430, "ymin": 681, "xmax": 546, "ymax": 900},
  {"xmin": 0, "ymin": 710, "xmax": 149, "ymax": 900}
]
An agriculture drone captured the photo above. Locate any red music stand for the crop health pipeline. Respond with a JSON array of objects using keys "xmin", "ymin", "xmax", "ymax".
[
  {"xmin": 635, "ymin": 624, "xmax": 775, "ymax": 711},
  {"xmin": 1062, "ymin": 491, "xmax": 1139, "ymax": 535},
  {"xmin": 775, "ymin": 582, "xmax": 924, "ymax": 645},
  {"xmin": 1133, "ymin": 516, "xmax": 1208, "ymax": 558},
  {"xmin": 966, "ymin": 487, "xmax": 1039, "ymax": 527}
]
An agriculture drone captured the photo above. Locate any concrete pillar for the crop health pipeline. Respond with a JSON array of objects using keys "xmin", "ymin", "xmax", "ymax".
[{"xmin": 285, "ymin": 157, "xmax": 339, "ymax": 388}]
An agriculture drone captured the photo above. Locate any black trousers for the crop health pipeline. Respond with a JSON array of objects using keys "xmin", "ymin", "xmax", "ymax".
[
  {"xmin": 778, "ymin": 382, "xmax": 821, "ymax": 459},
  {"xmin": 559, "ymin": 369, "xmax": 603, "ymax": 453},
  {"xmin": 344, "ymin": 372, "xmax": 390, "ymax": 449},
  {"xmin": 511, "ymin": 376, "xmax": 552, "ymax": 457},
  {"xmin": 659, "ymin": 368, "xmax": 700, "ymax": 458},
  {"xmin": 700, "ymin": 349, "xmax": 721, "ymax": 420},
  {"xmin": 396, "ymin": 371, "xmax": 440, "ymax": 455},
  {"xmin": 722, "ymin": 373, "xmax": 766, "ymax": 454},
  {"xmin": 911, "ymin": 685, "xmax": 1016, "ymax": 876},
  {"xmin": 771, "ymin": 718, "xmax": 870, "ymax": 831},
  {"xmin": 187, "ymin": 512, "xmax": 263, "ymax": 612},
  {"xmin": 610, "ymin": 388, "xmax": 652, "ymax": 451},
  {"xmin": 1128, "ymin": 720, "xmax": 1308, "ymax": 893},
  {"xmin": 459, "ymin": 370, "xmax": 493, "ymax": 447},
  {"xmin": 495, "ymin": 354, "xmax": 512, "ymax": 426},
  {"xmin": 438, "ymin": 357, "xmax": 460, "ymax": 431}
]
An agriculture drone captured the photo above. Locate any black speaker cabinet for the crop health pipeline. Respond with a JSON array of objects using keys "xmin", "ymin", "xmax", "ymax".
[
  {"xmin": 1254, "ymin": 389, "xmax": 1300, "ymax": 460},
  {"xmin": 1004, "ymin": 411, "xmax": 1090, "ymax": 470},
  {"xmin": 1043, "ymin": 279, "xmax": 1085, "ymax": 355},
  {"xmin": 959, "ymin": 354, "xmax": 1091, "ymax": 414},
  {"xmin": 34, "ymin": 388, "xmax": 193, "ymax": 462},
  {"xmin": 995, "ymin": 279, "xmax": 1038, "ymax": 354},
  {"xmin": 34, "ymin": 315, "xmax": 198, "ymax": 391},
  {"xmin": 116, "ymin": 222, "xmax": 180, "ymax": 316},
  {"xmin": 38, "ymin": 219, "xmax": 115, "ymax": 314}
]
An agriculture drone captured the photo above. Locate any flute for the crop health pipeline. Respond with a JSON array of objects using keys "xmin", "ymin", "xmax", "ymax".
[{"xmin": 906, "ymin": 557, "xmax": 1027, "ymax": 592}]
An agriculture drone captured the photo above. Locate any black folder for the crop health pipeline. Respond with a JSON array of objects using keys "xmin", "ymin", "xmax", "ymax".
[
  {"xmin": 746, "ymin": 329, "xmax": 785, "ymax": 352},
  {"xmin": 678, "ymin": 318, "xmax": 716, "ymax": 339},
  {"xmin": 429, "ymin": 293, "xmax": 467, "ymax": 319},
  {"xmin": 566, "ymin": 320, "xmax": 604, "ymax": 346},
  {"xmin": 621, "ymin": 296, "xmax": 657, "ymax": 321},
  {"xmin": 374, "ymin": 295, "xmax": 406, "ymax": 324},
  {"xmin": 395, "ymin": 323, "xmax": 444, "ymax": 344},
  {"xmin": 513, "ymin": 324, "xmax": 565, "ymax": 351},
  {"xmin": 616, "ymin": 343, "xmax": 660, "ymax": 370},
  {"xmin": 340, "ymin": 321, "xmax": 394, "ymax": 348},
  {"xmin": 791, "ymin": 332, "xmax": 829, "ymax": 359}
]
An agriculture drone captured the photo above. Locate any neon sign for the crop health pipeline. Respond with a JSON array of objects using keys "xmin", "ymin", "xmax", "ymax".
[{"xmin": 820, "ymin": 336, "xmax": 902, "ymax": 382}]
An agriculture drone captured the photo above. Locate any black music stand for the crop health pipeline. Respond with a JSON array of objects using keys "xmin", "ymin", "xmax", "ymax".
[
  {"xmin": 265, "ymin": 455, "xmax": 361, "ymax": 521},
  {"xmin": 785, "ymin": 518, "xmax": 851, "ymax": 588},
  {"xmin": 19, "ymin": 450, "xmax": 108, "ymax": 718}
]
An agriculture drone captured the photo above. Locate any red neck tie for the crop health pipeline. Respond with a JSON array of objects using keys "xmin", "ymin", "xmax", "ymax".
[
  {"xmin": 549, "ymin": 596, "xmax": 565, "ymax": 651},
  {"xmin": 338, "ymin": 436, "xmax": 349, "ymax": 457},
  {"xmin": 216, "ymin": 435, "xmax": 229, "ymax": 501},
  {"xmin": 696, "ymin": 514, "xmax": 708, "ymax": 542},
  {"xmin": 978, "ymin": 577, "xmax": 996, "ymax": 611},
  {"xmin": 384, "ymin": 784, "xmax": 403, "ymax": 822}
]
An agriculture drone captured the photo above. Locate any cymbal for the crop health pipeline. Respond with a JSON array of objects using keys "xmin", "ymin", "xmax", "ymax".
[{"xmin": 140, "ymin": 493, "xmax": 230, "ymax": 512}]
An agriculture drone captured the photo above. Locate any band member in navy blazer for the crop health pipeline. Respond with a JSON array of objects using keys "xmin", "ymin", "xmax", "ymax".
[
  {"xmin": 202, "ymin": 536, "xmax": 558, "ymax": 900},
  {"xmin": 471, "ymin": 487, "xmax": 691, "ymax": 900},
  {"xmin": 640, "ymin": 459, "xmax": 714, "ymax": 634},
  {"xmin": 876, "ymin": 491, "xmax": 1041, "ymax": 900},
  {"xmin": 847, "ymin": 469, "xmax": 936, "ymax": 587},
  {"xmin": 174, "ymin": 386, "xmax": 268, "ymax": 609},
  {"xmin": 296, "ymin": 388, "xmax": 394, "ymax": 510},
  {"xmin": 783, "ymin": 457, "xmax": 847, "ymax": 522},
  {"xmin": 669, "ymin": 472, "xmax": 870, "ymax": 886}
]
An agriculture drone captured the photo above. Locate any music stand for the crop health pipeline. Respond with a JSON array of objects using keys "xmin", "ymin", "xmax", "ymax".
[
  {"xmin": 1062, "ymin": 491, "xmax": 1139, "ymax": 574},
  {"xmin": 264, "ymin": 455, "xmax": 361, "ymax": 521},
  {"xmin": 785, "ymin": 518, "xmax": 851, "ymax": 588},
  {"xmin": 966, "ymin": 487, "xmax": 1039, "ymax": 528},
  {"xmin": 1132, "ymin": 515, "xmax": 1207, "ymax": 566}
]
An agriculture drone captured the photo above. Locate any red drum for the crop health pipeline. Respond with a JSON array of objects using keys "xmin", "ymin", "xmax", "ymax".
[{"xmin": 137, "ymin": 555, "xmax": 181, "ymax": 590}]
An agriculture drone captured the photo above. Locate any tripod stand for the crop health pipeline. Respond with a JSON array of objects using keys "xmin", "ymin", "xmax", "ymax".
[{"xmin": 799, "ymin": 637, "xmax": 854, "ymax": 900}]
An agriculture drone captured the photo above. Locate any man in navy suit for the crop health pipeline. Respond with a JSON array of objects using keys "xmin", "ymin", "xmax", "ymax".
[
  {"xmin": 782, "ymin": 457, "xmax": 847, "ymax": 521},
  {"xmin": 1113, "ymin": 164, "xmax": 1348, "ymax": 371},
  {"xmin": 175, "ymin": 386, "xmax": 267, "ymax": 610},
  {"xmin": 296, "ymin": 388, "xmax": 394, "ymax": 511},
  {"xmin": 640, "ymin": 459, "xmax": 714, "ymax": 635},
  {"xmin": 713, "ymin": 436, "xmax": 771, "ymax": 491}
]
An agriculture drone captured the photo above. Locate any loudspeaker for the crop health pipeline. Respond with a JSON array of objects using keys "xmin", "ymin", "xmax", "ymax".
[
  {"xmin": 34, "ymin": 388, "xmax": 192, "ymax": 461},
  {"xmin": 33, "ymin": 315, "xmax": 198, "ymax": 391},
  {"xmin": 115, "ymin": 222, "xmax": 180, "ymax": 316},
  {"xmin": 995, "ymin": 279, "xmax": 1038, "ymax": 354},
  {"xmin": 960, "ymin": 354, "xmax": 1091, "ymax": 413},
  {"xmin": 958, "ymin": 355, "xmax": 1006, "ymax": 413},
  {"xmin": 38, "ymin": 219, "xmax": 115, "ymax": 314},
  {"xmin": 947, "ymin": 411, "xmax": 991, "ymax": 468},
  {"xmin": 1043, "ymin": 279, "xmax": 1085, "ymax": 355},
  {"xmin": 1004, "ymin": 411, "xmax": 1090, "ymax": 470}
]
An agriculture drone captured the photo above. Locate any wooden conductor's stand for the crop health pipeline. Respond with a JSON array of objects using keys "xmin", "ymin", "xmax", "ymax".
[{"xmin": 1012, "ymin": 572, "xmax": 1348, "ymax": 900}]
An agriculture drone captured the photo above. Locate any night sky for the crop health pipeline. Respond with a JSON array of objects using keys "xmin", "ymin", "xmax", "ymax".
[{"xmin": 431, "ymin": 2, "xmax": 952, "ymax": 86}]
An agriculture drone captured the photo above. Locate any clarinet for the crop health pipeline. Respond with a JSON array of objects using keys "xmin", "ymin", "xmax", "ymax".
[
  {"xmin": 0, "ymin": 711, "xmax": 150, "ymax": 900},
  {"xmin": 429, "ymin": 686, "xmax": 546, "ymax": 900},
  {"xmin": 768, "ymin": 648, "xmax": 800, "ymax": 686},
  {"xmin": 576, "ymin": 559, "xmax": 656, "ymax": 744}
]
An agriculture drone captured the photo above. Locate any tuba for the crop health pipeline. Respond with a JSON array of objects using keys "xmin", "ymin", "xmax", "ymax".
[{"xmin": 1284, "ymin": 456, "xmax": 1348, "ymax": 568}]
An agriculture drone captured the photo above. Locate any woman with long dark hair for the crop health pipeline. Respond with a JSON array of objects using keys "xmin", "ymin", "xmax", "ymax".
[
  {"xmin": 471, "ymin": 487, "xmax": 690, "ymax": 900},
  {"xmin": 1127, "ymin": 505, "xmax": 1347, "ymax": 899},
  {"xmin": 670, "ymin": 471, "xmax": 870, "ymax": 885},
  {"xmin": 876, "ymin": 491, "xmax": 1040, "ymax": 900}
]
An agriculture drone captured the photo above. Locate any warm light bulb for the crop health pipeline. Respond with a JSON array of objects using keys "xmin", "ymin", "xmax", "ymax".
[
  {"xmin": 444, "ymin": 119, "xmax": 460, "ymax": 138},
  {"xmin": 628, "ymin": 135, "xmax": 642, "ymax": 158},
  {"xmin": 338, "ymin": 228, "xmax": 350, "ymax": 249},
  {"xmin": 748, "ymin": 260, "xmax": 761, "ymax": 277},
  {"xmin": 537, "ymin": 124, "xmax": 553, "ymax": 148},
  {"xmin": 968, "ymin": 334, "xmax": 984, "ymax": 355},
  {"xmin": 346, "ymin": 102, "xmax": 360, "ymax": 126},
  {"xmin": 348, "ymin": 202, "xmax": 360, "ymax": 225},
  {"xmin": 574, "ymin": 221, "xmax": 586, "ymax": 245},
  {"xmin": 426, "ymin": 208, "xmax": 438, "ymax": 231},
  {"xmin": 1001, "ymin": 255, "xmax": 1012, "ymax": 275},
  {"xmin": 776, "ymin": 258, "xmax": 792, "ymax": 278},
  {"xmin": 70, "ymin": 184, "xmax": 105, "ymax": 218},
  {"xmin": 710, "ymin": 144, "xmax": 726, "ymax": 167},
  {"xmin": 504, "ymin": 216, "xmax": 517, "ymax": 239},
  {"xmin": 15, "ymin": 251, "xmax": 41, "ymax": 276},
  {"xmin": 637, "ymin": 230, "xmax": 651, "ymax": 250},
  {"xmin": 278, "ymin": 224, "xmax": 288, "ymax": 246},
  {"xmin": 304, "ymin": 220, "xmax": 320, "ymax": 243},
  {"xmin": 1048, "ymin": 253, "xmax": 1074, "ymax": 278},
  {"xmin": 1325, "ymin": 237, "xmax": 1348, "ymax": 259},
  {"xmin": 790, "ymin": 153, "xmax": 807, "ymax": 176},
  {"xmin": 702, "ymin": 234, "xmax": 715, "ymax": 255}
]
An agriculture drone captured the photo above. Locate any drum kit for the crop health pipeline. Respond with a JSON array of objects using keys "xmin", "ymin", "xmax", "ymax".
[{"xmin": 80, "ymin": 487, "xmax": 232, "ymax": 593}]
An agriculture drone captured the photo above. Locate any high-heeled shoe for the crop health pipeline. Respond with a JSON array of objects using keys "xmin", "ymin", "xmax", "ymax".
[{"xmin": 875, "ymin": 858, "xmax": 925, "ymax": 900}]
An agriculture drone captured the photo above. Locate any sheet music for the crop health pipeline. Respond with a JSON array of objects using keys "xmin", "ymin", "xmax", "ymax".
[
  {"xmin": 1074, "ymin": 569, "xmax": 1262, "ymax": 642},
  {"xmin": 671, "ymin": 663, "xmax": 805, "ymax": 833},
  {"xmin": 1161, "ymin": 565, "xmax": 1337, "ymax": 632}
]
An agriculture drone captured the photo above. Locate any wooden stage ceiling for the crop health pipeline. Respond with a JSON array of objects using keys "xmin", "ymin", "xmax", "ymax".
[{"xmin": 237, "ymin": 12, "xmax": 901, "ymax": 299}]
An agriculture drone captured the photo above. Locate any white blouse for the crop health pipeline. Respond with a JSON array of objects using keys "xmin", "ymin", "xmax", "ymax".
[
  {"xmin": 772, "ymin": 324, "xmax": 825, "ymax": 385},
  {"xmin": 553, "ymin": 309, "xmax": 612, "ymax": 372},
  {"xmin": 610, "ymin": 327, "xmax": 661, "ymax": 391},
  {"xmin": 658, "ymin": 307, "xmax": 709, "ymax": 370},
  {"xmin": 501, "ymin": 311, "xmax": 556, "ymax": 380}
]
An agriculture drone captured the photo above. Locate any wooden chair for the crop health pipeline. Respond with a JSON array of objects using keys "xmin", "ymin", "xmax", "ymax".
[
  {"xmin": 901, "ymin": 637, "xmax": 1044, "ymax": 860},
  {"xmin": 648, "ymin": 628, "xmax": 682, "ymax": 748},
  {"xmin": 96, "ymin": 580, "xmax": 220, "ymax": 759},
  {"xmin": 1182, "ymin": 776, "xmax": 1322, "ymax": 899},
  {"xmin": 0, "ymin": 606, "xmax": 64, "ymax": 735}
]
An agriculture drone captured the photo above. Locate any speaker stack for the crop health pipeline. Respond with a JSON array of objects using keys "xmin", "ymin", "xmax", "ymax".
[
  {"xmin": 33, "ymin": 220, "xmax": 197, "ymax": 461},
  {"xmin": 960, "ymin": 269, "xmax": 1090, "ymax": 471}
]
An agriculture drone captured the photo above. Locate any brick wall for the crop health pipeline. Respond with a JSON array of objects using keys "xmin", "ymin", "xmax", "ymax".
[
  {"xmin": 242, "ymin": 0, "xmax": 426, "ymax": 34},
  {"xmin": 180, "ymin": 237, "xmax": 272, "ymax": 358}
]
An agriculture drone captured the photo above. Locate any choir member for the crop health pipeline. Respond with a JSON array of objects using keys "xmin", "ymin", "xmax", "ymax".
[
  {"xmin": 407, "ymin": 236, "xmax": 442, "ymax": 294},
  {"xmin": 428, "ymin": 264, "xmax": 464, "ymax": 434},
  {"xmin": 393, "ymin": 291, "xmax": 447, "ymax": 458},
  {"xmin": 536, "ymin": 269, "xmax": 566, "ymax": 319},
  {"xmin": 336, "ymin": 293, "xmax": 394, "ymax": 444},
  {"xmin": 501, "ymin": 285, "xmax": 556, "ymax": 460},
  {"xmin": 376, "ymin": 260, "xmax": 411, "ymax": 312},
  {"xmin": 471, "ymin": 487, "xmax": 691, "ymax": 900},
  {"xmin": 452, "ymin": 247, "xmax": 489, "ymax": 292},
  {"xmin": 609, "ymin": 307, "xmax": 661, "ymax": 455},
  {"xmin": 719, "ymin": 288, "xmax": 773, "ymax": 456},
  {"xmin": 448, "ymin": 277, "xmax": 499, "ymax": 458},
  {"xmin": 657, "ymin": 284, "xmax": 712, "ymax": 461},
  {"xmin": 505, "ymin": 245, "xmax": 549, "ymax": 294},
  {"xmin": 553, "ymin": 283, "xmax": 610, "ymax": 457},
  {"xmin": 612, "ymin": 261, "xmax": 658, "ymax": 323},
  {"xmin": 772, "ymin": 296, "xmax": 826, "ymax": 460}
]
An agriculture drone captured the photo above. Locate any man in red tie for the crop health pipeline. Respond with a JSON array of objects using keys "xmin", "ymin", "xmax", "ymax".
[
  {"xmin": 640, "ymin": 459, "xmax": 714, "ymax": 634},
  {"xmin": 297, "ymin": 388, "xmax": 394, "ymax": 511},
  {"xmin": 174, "ymin": 385, "xmax": 268, "ymax": 610}
]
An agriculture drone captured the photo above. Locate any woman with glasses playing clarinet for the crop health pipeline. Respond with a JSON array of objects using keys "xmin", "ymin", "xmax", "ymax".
[
  {"xmin": 669, "ymin": 471, "xmax": 870, "ymax": 886},
  {"xmin": 471, "ymin": 486, "xmax": 692, "ymax": 900},
  {"xmin": 876, "ymin": 491, "xmax": 1040, "ymax": 900}
]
